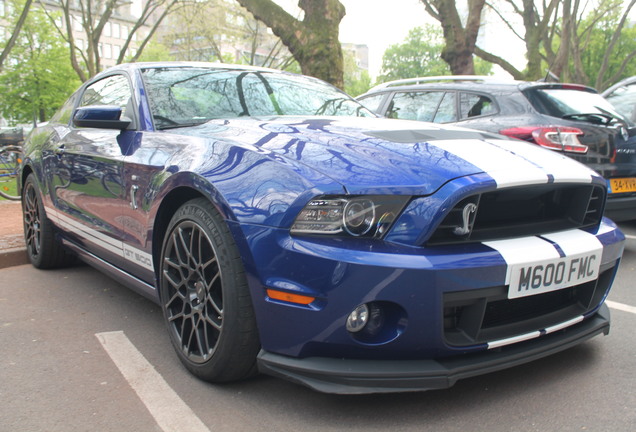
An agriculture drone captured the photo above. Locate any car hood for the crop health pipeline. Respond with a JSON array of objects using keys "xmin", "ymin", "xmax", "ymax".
[{"xmin": 177, "ymin": 116, "xmax": 600, "ymax": 195}]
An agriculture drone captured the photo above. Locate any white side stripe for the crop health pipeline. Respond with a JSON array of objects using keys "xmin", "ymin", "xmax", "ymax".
[{"xmin": 47, "ymin": 206, "xmax": 154, "ymax": 272}]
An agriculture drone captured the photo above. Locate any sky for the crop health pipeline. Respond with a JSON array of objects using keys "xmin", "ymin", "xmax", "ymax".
[
  {"xmin": 273, "ymin": 0, "xmax": 527, "ymax": 79},
  {"xmin": 338, "ymin": 0, "xmax": 432, "ymax": 77}
]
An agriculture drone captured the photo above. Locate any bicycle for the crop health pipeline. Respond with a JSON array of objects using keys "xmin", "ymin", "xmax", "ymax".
[{"xmin": 0, "ymin": 145, "xmax": 22, "ymax": 200}]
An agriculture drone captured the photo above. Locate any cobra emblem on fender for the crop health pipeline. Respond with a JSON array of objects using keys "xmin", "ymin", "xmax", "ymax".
[{"xmin": 453, "ymin": 203, "xmax": 477, "ymax": 236}]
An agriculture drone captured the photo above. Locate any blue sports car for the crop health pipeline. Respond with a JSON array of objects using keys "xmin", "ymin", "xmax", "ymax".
[{"xmin": 20, "ymin": 63, "xmax": 624, "ymax": 394}]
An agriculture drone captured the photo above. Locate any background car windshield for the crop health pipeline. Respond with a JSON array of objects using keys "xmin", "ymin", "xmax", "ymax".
[
  {"xmin": 141, "ymin": 67, "xmax": 373, "ymax": 129},
  {"xmin": 525, "ymin": 87, "xmax": 631, "ymax": 125},
  {"xmin": 604, "ymin": 83, "xmax": 636, "ymax": 122}
]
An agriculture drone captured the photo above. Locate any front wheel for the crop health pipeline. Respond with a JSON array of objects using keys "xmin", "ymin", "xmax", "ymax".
[{"xmin": 159, "ymin": 198, "xmax": 260, "ymax": 382}]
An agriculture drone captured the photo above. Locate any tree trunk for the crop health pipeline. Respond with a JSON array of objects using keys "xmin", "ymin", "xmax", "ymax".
[
  {"xmin": 236, "ymin": 0, "xmax": 346, "ymax": 88},
  {"xmin": 0, "ymin": 0, "xmax": 34, "ymax": 71},
  {"xmin": 421, "ymin": 0, "xmax": 485, "ymax": 75}
]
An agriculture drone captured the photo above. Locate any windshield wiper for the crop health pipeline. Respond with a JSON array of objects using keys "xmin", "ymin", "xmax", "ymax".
[{"xmin": 561, "ymin": 112, "xmax": 614, "ymax": 125}]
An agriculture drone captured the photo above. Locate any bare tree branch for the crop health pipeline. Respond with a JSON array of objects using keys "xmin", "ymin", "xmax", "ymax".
[
  {"xmin": 0, "ymin": 0, "xmax": 34, "ymax": 71},
  {"xmin": 474, "ymin": 46, "xmax": 524, "ymax": 79},
  {"xmin": 596, "ymin": 0, "xmax": 636, "ymax": 88}
]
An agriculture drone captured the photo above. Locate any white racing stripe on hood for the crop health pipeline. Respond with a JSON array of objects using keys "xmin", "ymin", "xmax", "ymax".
[
  {"xmin": 482, "ymin": 139, "xmax": 597, "ymax": 183},
  {"xmin": 433, "ymin": 139, "xmax": 594, "ymax": 188}
]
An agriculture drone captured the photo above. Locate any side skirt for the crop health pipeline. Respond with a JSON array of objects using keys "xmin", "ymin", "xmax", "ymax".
[{"xmin": 61, "ymin": 238, "xmax": 160, "ymax": 304}]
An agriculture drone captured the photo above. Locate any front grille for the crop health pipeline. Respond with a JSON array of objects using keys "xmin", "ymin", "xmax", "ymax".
[
  {"xmin": 428, "ymin": 184, "xmax": 605, "ymax": 245},
  {"xmin": 443, "ymin": 266, "xmax": 614, "ymax": 347}
]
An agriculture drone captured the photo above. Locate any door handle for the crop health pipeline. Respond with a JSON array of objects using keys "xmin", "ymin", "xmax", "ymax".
[{"xmin": 130, "ymin": 185, "xmax": 139, "ymax": 210}]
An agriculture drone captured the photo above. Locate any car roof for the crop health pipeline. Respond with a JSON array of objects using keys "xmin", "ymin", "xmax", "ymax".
[
  {"xmin": 91, "ymin": 61, "xmax": 291, "ymax": 80},
  {"xmin": 359, "ymin": 76, "xmax": 597, "ymax": 98},
  {"xmin": 602, "ymin": 75, "xmax": 636, "ymax": 96}
]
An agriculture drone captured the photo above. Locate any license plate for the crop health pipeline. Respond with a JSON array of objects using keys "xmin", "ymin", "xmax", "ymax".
[
  {"xmin": 609, "ymin": 177, "xmax": 636, "ymax": 194},
  {"xmin": 508, "ymin": 253, "xmax": 600, "ymax": 299}
]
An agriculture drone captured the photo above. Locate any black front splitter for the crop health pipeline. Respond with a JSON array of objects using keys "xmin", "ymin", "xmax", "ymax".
[{"xmin": 257, "ymin": 304, "xmax": 610, "ymax": 394}]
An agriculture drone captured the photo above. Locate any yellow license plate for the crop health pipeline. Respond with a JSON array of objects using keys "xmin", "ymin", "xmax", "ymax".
[{"xmin": 610, "ymin": 178, "xmax": 636, "ymax": 193}]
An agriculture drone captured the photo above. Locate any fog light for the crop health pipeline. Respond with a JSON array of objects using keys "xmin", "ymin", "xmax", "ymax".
[{"xmin": 346, "ymin": 304, "xmax": 369, "ymax": 333}]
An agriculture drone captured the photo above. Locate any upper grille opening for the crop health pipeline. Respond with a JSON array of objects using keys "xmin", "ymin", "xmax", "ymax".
[{"xmin": 428, "ymin": 184, "xmax": 605, "ymax": 246}]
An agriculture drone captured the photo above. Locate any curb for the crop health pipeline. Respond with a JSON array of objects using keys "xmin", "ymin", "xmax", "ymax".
[{"xmin": 0, "ymin": 247, "xmax": 29, "ymax": 269}]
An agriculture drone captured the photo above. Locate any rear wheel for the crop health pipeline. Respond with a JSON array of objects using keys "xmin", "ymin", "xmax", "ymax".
[
  {"xmin": 159, "ymin": 198, "xmax": 260, "ymax": 382},
  {"xmin": 22, "ymin": 174, "xmax": 74, "ymax": 268}
]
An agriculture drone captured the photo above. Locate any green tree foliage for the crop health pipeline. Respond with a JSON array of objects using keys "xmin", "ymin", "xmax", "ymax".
[
  {"xmin": 578, "ymin": 10, "xmax": 636, "ymax": 89},
  {"xmin": 134, "ymin": 41, "xmax": 173, "ymax": 62},
  {"xmin": 377, "ymin": 26, "xmax": 451, "ymax": 83},
  {"xmin": 0, "ymin": 1, "xmax": 80, "ymax": 124},
  {"xmin": 343, "ymin": 48, "xmax": 371, "ymax": 96}
]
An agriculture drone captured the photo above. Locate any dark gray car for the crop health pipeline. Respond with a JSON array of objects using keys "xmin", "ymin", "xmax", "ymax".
[
  {"xmin": 603, "ymin": 76, "xmax": 636, "ymax": 123},
  {"xmin": 358, "ymin": 76, "xmax": 636, "ymax": 221}
]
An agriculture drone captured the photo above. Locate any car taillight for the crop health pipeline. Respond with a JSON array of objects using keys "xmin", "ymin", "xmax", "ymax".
[{"xmin": 500, "ymin": 126, "xmax": 588, "ymax": 154}]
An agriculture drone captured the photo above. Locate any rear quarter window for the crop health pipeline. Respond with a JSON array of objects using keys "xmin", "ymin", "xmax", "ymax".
[{"xmin": 460, "ymin": 93, "xmax": 497, "ymax": 119}]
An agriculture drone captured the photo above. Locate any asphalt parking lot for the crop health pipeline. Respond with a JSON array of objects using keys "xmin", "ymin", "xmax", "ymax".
[{"xmin": 1, "ymin": 223, "xmax": 635, "ymax": 432}]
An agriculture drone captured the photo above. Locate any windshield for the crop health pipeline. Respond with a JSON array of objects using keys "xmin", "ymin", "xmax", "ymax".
[
  {"xmin": 141, "ymin": 67, "xmax": 374, "ymax": 129},
  {"xmin": 524, "ymin": 86, "xmax": 633, "ymax": 126}
]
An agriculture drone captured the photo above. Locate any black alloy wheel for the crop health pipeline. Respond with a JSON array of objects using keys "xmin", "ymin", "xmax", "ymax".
[
  {"xmin": 22, "ymin": 174, "xmax": 74, "ymax": 269},
  {"xmin": 160, "ymin": 198, "xmax": 259, "ymax": 382}
]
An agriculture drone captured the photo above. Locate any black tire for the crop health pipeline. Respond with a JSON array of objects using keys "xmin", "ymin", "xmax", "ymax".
[
  {"xmin": 22, "ymin": 174, "xmax": 75, "ymax": 268},
  {"xmin": 159, "ymin": 198, "xmax": 260, "ymax": 382}
]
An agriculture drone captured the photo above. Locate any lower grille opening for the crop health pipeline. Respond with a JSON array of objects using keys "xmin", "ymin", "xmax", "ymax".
[{"xmin": 443, "ymin": 266, "xmax": 614, "ymax": 347}]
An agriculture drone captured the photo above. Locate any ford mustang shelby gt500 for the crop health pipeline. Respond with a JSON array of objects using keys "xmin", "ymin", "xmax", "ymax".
[{"xmin": 20, "ymin": 63, "xmax": 624, "ymax": 394}]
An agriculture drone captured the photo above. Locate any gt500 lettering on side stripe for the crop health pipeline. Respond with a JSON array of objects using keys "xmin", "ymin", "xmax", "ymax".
[
  {"xmin": 508, "ymin": 253, "xmax": 599, "ymax": 299},
  {"xmin": 485, "ymin": 230, "xmax": 603, "ymax": 300}
]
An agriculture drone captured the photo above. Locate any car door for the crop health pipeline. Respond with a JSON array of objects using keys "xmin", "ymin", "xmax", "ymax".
[{"xmin": 49, "ymin": 74, "xmax": 133, "ymax": 269}]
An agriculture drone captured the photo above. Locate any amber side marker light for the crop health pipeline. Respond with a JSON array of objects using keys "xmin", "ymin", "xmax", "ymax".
[{"xmin": 267, "ymin": 289, "xmax": 315, "ymax": 305}]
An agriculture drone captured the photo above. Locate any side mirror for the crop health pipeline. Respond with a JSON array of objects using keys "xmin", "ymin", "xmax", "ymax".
[{"xmin": 73, "ymin": 105, "xmax": 132, "ymax": 130}]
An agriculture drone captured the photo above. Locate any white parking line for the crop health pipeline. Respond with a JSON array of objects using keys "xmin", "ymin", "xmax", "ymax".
[
  {"xmin": 96, "ymin": 331, "xmax": 211, "ymax": 432},
  {"xmin": 607, "ymin": 300, "xmax": 636, "ymax": 315},
  {"xmin": 624, "ymin": 234, "xmax": 636, "ymax": 241}
]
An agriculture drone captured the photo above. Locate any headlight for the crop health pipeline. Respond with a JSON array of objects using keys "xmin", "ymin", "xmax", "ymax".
[{"xmin": 290, "ymin": 195, "xmax": 410, "ymax": 238}]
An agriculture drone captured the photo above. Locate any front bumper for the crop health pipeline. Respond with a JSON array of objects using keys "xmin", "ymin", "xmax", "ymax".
[{"xmin": 257, "ymin": 304, "xmax": 610, "ymax": 394}]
